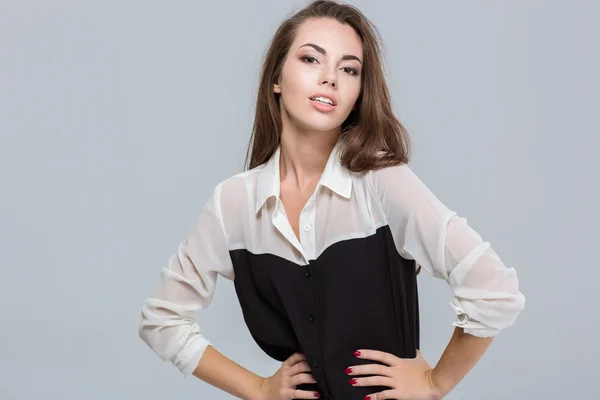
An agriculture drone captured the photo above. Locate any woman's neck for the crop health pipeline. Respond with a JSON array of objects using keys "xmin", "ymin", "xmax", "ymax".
[{"xmin": 279, "ymin": 128, "xmax": 340, "ymax": 191}]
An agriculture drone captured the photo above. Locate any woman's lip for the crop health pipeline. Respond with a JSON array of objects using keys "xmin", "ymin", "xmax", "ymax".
[
  {"xmin": 310, "ymin": 92, "xmax": 337, "ymax": 105},
  {"xmin": 310, "ymin": 98, "xmax": 336, "ymax": 112}
]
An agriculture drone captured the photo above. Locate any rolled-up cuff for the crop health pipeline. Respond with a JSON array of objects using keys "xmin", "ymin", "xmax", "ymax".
[
  {"xmin": 173, "ymin": 334, "xmax": 212, "ymax": 377},
  {"xmin": 448, "ymin": 300, "xmax": 500, "ymax": 338}
]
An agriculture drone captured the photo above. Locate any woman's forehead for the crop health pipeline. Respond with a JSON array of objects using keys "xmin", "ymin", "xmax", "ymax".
[{"xmin": 292, "ymin": 19, "xmax": 363, "ymax": 56}]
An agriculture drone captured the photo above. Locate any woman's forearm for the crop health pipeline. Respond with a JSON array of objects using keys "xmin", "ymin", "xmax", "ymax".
[
  {"xmin": 192, "ymin": 345, "xmax": 265, "ymax": 400},
  {"xmin": 430, "ymin": 327, "xmax": 494, "ymax": 399}
]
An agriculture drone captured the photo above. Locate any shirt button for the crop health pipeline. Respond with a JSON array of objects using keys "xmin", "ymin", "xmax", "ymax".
[
  {"xmin": 312, "ymin": 360, "xmax": 319, "ymax": 368},
  {"xmin": 308, "ymin": 314, "xmax": 315, "ymax": 323},
  {"xmin": 303, "ymin": 224, "xmax": 311, "ymax": 232},
  {"xmin": 305, "ymin": 270, "xmax": 311, "ymax": 278}
]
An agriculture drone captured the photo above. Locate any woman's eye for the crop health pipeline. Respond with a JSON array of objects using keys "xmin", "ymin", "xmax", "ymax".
[
  {"xmin": 301, "ymin": 56, "xmax": 358, "ymax": 76},
  {"xmin": 301, "ymin": 56, "xmax": 318, "ymax": 64}
]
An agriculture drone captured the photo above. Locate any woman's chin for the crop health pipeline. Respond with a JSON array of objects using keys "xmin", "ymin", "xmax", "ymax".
[{"xmin": 298, "ymin": 115, "xmax": 346, "ymax": 133}]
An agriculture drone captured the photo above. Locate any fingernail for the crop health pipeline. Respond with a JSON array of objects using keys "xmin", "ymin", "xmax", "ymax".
[
  {"xmin": 344, "ymin": 367, "xmax": 352, "ymax": 374},
  {"xmin": 364, "ymin": 397, "xmax": 371, "ymax": 400},
  {"xmin": 314, "ymin": 393, "xmax": 320, "ymax": 398},
  {"xmin": 349, "ymin": 378, "xmax": 357, "ymax": 384},
  {"xmin": 353, "ymin": 350, "xmax": 361, "ymax": 356}
]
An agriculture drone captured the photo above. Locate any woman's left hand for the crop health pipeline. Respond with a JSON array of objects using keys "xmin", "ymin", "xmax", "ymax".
[{"xmin": 346, "ymin": 349, "xmax": 443, "ymax": 400}]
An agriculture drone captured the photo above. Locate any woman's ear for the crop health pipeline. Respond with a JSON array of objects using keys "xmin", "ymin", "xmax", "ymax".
[{"xmin": 273, "ymin": 82, "xmax": 281, "ymax": 94}]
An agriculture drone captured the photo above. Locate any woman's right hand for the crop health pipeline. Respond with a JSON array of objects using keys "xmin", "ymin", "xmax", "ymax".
[{"xmin": 257, "ymin": 352, "xmax": 320, "ymax": 399}]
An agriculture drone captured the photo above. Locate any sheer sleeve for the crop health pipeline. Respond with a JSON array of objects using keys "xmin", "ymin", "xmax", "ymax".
[
  {"xmin": 138, "ymin": 182, "xmax": 234, "ymax": 375},
  {"xmin": 369, "ymin": 165, "xmax": 525, "ymax": 337}
]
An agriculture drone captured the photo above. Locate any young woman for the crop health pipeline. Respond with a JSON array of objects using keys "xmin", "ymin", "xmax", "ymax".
[{"xmin": 139, "ymin": 1, "xmax": 525, "ymax": 399}]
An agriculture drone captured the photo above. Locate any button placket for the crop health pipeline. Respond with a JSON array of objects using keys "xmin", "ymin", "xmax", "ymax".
[
  {"xmin": 299, "ymin": 198, "xmax": 317, "ymax": 260},
  {"xmin": 272, "ymin": 206, "xmax": 307, "ymax": 260},
  {"xmin": 301, "ymin": 261, "xmax": 326, "ymax": 393}
]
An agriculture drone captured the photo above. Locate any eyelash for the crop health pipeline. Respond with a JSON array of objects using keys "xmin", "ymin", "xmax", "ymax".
[{"xmin": 300, "ymin": 55, "xmax": 359, "ymax": 76}]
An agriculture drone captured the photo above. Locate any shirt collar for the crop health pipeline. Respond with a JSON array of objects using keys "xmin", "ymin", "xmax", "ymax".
[{"xmin": 255, "ymin": 139, "xmax": 353, "ymax": 214}]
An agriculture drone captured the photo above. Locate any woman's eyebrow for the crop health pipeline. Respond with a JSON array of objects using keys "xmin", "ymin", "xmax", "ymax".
[{"xmin": 298, "ymin": 43, "xmax": 362, "ymax": 64}]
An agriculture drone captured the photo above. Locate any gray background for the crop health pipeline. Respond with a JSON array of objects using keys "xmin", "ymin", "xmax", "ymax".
[{"xmin": 1, "ymin": 0, "xmax": 598, "ymax": 399}]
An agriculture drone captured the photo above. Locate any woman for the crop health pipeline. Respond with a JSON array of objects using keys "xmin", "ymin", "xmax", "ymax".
[{"xmin": 138, "ymin": 1, "xmax": 525, "ymax": 399}]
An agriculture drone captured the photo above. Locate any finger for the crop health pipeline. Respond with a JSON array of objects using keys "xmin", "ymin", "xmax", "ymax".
[
  {"xmin": 289, "ymin": 388, "xmax": 322, "ymax": 399},
  {"xmin": 367, "ymin": 389, "xmax": 396, "ymax": 400},
  {"xmin": 354, "ymin": 349, "xmax": 398, "ymax": 366},
  {"xmin": 346, "ymin": 364, "xmax": 392, "ymax": 377},
  {"xmin": 284, "ymin": 352, "xmax": 307, "ymax": 367},
  {"xmin": 289, "ymin": 372, "xmax": 318, "ymax": 386},
  {"xmin": 350, "ymin": 375, "xmax": 394, "ymax": 389},
  {"xmin": 289, "ymin": 360, "xmax": 312, "ymax": 376}
]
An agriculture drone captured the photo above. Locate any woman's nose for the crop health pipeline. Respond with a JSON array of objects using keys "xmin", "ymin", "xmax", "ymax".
[{"xmin": 320, "ymin": 65, "xmax": 337, "ymax": 88}]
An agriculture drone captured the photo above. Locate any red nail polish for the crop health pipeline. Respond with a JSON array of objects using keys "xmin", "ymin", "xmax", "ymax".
[
  {"xmin": 344, "ymin": 367, "xmax": 352, "ymax": 374},
  {"xmin": 349, "ymin": 378, "xmax": 357, "ymax": 384},
  {"xmin": 353, "ymin": 350, "xmax": 361, "ymax": 356},
  {"xmin": 364, "ymin": 397, "xmax": 371, "ymax": 400},
  {"xmin": 314, "ymin": 393, "xmax": 320, "ymax": 398}
]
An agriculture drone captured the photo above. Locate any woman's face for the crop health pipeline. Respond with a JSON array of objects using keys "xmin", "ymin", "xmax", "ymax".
[{"xmin": 274, "ymin": 18, "xmax": 363, "ymax": 133}]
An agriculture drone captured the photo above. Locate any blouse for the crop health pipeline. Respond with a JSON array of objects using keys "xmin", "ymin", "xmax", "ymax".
[{"xmin": 138, "ymin": 139, "xmax": 525, "ymax": 399}]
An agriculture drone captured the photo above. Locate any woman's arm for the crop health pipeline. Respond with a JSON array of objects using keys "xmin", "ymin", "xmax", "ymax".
[
  {"xmin": 368, "ymin": 164, "xmax": 525, "ymax": 396},
  {"xmin": 139, "ymin": 182, "xmax": 237, "ymax": 375},
  {"xmin": 430, "ymin": 328, "xmax": 493, "ymax": 398},
  {"xmin": 192, "ymin": 345, "xmax": 264, "ymax": 400}
]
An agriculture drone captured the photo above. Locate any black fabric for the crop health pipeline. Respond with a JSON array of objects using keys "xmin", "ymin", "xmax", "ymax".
[{"xmin": 230, "ymin": 225, "xmax": 420, "ymax": 400}]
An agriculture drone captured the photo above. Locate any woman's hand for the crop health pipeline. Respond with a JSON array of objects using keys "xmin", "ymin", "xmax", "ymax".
[
  {"xmin": 345, "ymin": 349, "xmax": 444, "ymax": 400},
  {"xmin": 257, "ymin": 352, "xmax": 321, "ymax": 400}
]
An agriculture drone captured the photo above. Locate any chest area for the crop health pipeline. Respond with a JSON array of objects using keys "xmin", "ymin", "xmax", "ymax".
[
  {"xmin": 230, "ymin": 226, "xmax": 415, "ymax": 307},
  {"xmin": 245, "ymin": 176, "xmax": 381, "ymax": 264}
]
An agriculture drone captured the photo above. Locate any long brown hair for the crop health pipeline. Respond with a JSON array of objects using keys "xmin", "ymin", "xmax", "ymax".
[{"xmin": 244, "ymin": 0, "xmax": 412, "ymax": 172}]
